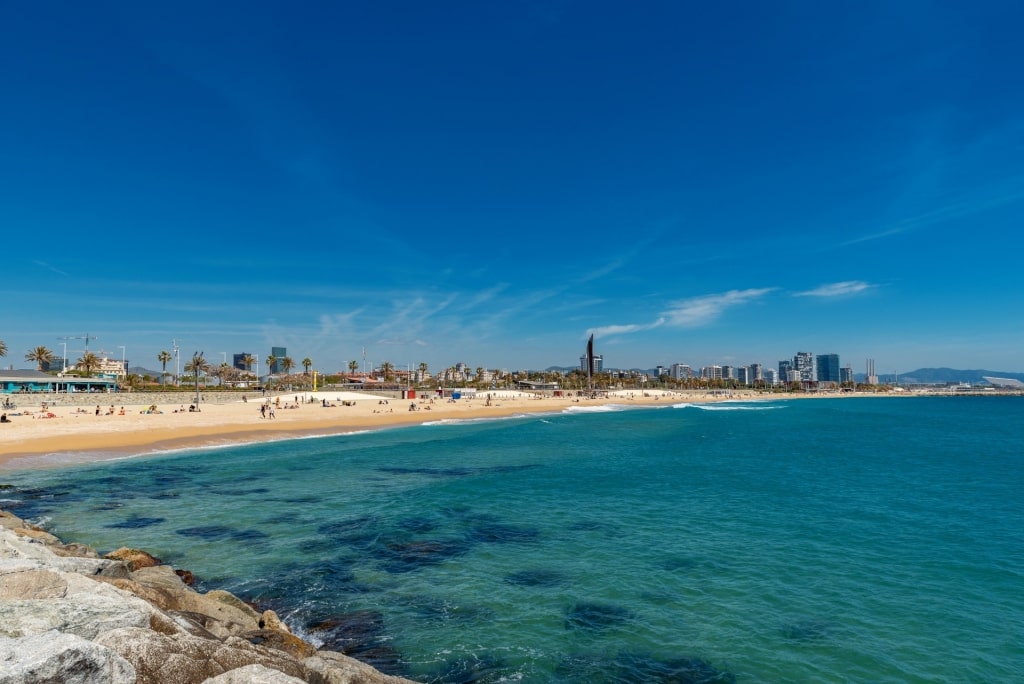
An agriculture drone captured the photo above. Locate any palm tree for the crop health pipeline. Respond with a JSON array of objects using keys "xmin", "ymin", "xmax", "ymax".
[
  {"xmin": 25, "ymin": 346, "xmax": 54, "ymax": 371},
  {"xmin": 217, "ymin": 362, "xmax": 230, "ymax": 387},
  {"xmin": 348, "ymin": 360, "xmax": 359, "ymax": 379},
  {"xmin": 379, "ymin": 361, "xmax": 394, "ymax": 382},
  {"xmin": 185, "ymin": 352, "xmax": 210, "ymax": 404},
  {"xmin": 77, "ymin": 352, "xmax": 100, "ymax": 377},
  {"xmin": 418, "ymin": 362, "xmax": 428, "ymax": 379},
  {"xmin": 157, "ymin": 350, "xmax": 172, "ymax": 387},
  {"xmin": 281, "ymin": 356, "xmax": 295, "ymax": 376},
  {"xmin": 265, "ymin": 355, "xmax": 277, "ymax": 389},
  {"xmin": 302, "ymin": 357, "xmax": 312, "ymax": 375},
  {"xmin": 243, "ymin": 354, "xmax": 256, "ymax": 376},
  {"xmin": 0, "ymin": 339, "xmax": 7, "ymax": 358}
]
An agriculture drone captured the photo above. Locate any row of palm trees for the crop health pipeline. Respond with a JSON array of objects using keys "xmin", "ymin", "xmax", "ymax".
[
  {"xmin": 0, "ymin": 341, "xmax": 105, "ymax": 375},
  {"xmin": 156, "ymin": 350, "xmax": 316, "ymax": 388}
]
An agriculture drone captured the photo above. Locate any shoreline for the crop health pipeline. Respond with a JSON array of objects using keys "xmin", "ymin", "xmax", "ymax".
[
  {"xmin": 5, "ymin": 388, "xmax": 1000, "ymax": 471},
  {"xmin": 1, "ymin": 389, "xmax": 732, "ymax": 470}
]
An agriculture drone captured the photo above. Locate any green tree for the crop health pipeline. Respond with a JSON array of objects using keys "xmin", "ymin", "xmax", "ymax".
[
  {"xmin": 281, "ymin": 356, "xmax": 295, "ymax": 376},
  {"xmin": 302, "ymin": 357, "xmax": 312, "ymax": 375},
  {"xmin": 25, "ymin": 346, "xmax": 54, "ymax": 371},
  {"xmin": 157, "ymin": 350, "xmax": 173, "ymax": 387},
  {"xmin": 348, "ymin": 360, "xmax": 359, "ymax": 378},
  {"xmin": 76, "ymin": 352, "xmax": 100, "ymax": 377},
  {"xmin": 0, "ymin": 339, "xmax": 7, "ymax": 357},
  {"xmin": 378, "ymin": 361, "xmax": 394, "ymax": 381},
  {"xmin": 265, "ymin": 355, "xmax": 277, "ymax": 383},
  {"xmin": 243, "ymin": 354, "xmax": 255, "ymax": 375},
  {"xmin": 185, "ymin": 352, "xmax": 210, "ymax": 404}
]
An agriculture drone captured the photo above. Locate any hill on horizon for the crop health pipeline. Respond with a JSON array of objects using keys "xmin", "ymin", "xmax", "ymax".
[{"xmin": 880, "ymin": 368, "xmax": 1024, "ymax": 385}]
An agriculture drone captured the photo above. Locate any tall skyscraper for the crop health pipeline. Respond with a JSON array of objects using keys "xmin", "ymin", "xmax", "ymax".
[
  {"xmin": 670, "ymin": 363, "xmax": 692, "ymax": 380},
  {"xmin": 816, "ymin": 354, "xmax": 840, "ymax": 384},
  {"xmin": 840, "ymin": 365, "xmax": 854, "ymax": 385},
  {"xmin": 794, "ymin": 351, "xmax": 815, "ymax": 381},
  {"xmin": 779, "ymin": 360, "xmax": 793, "ymax": 382},
  {"xmin": 271, "ymin": 346, "xmax": 286, "ymax": 374},
  {"xmin": 749, "ymin": 363, "xmax": 763, "ymax": 383}
]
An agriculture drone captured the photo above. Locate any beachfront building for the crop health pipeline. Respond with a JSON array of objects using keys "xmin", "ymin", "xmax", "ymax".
[
  {"xmin": 1, "ymin": 370, "xmax": 119, "ymax": 394},
  {"xmin": 66, "ymin": 356, "xmax": 127, "ymax": 380},
  {"xmin": 701, "ymin": 365, "xmax": 723, "ymax": 381},
  {"xmin": 749, "ymin": 363, "xmax": 763, "ymax": 384},
  {"xmin": 816, "ymin": 354, "xmax": 841, "ymax": 385},
  {"xmin": 765, "ymin": 368, "xmax": 779, "ymax": 386},
  {"xmin": 271, "ymin": 347, "xmax": 286, "ymax": 373},
  {"xmin": 779, "ymin": 360, "xmax": 793, "ymax": 382},
  {"xmin": 840, "ymin": 365, "xmax": 855, "ymax": 385},
  {"xmin": 670, "ymin": 363, "xmax": 692, "ymax": 380},
  {"xmin": 737, "ymin": 366, "xmax": 750, "ymax": 385},
  {"xmin": 232, "ymin": 353, "xmax": 249, "ymax": 371},
  {"xmin": 794, "ymin": 351, "xmax": 815, "ymax": 382}
]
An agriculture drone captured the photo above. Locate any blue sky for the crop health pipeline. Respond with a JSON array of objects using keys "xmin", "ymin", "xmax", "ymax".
[{"xmin": 3, "ymin": 1, "xmax": 1023, "ymax": 375}]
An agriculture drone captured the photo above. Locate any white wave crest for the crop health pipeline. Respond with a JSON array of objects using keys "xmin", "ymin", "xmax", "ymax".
[
  {"xmin": 562, "ymin": 404, "xmax": 627, "ymax": 414},
  {"xmin": 672, "ymin": 402, "xmax": 783, "ymax": 411}
]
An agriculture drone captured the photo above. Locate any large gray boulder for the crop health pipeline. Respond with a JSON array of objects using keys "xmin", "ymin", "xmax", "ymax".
[
  {"xmin": 304, "ymin": 650, "xmax": 419, "ymax": 684},
  {"xmin": 94, "ymin": 626, "xmax": 311, "ymax": 684},
  {"xmin": 0, "ymin": 592, "xmax": 151, "ymax": 640},
  {"xmin": 0, "ymin": 630, "xmax": 135, "ymax": 684},
  {"xmin": 202, "ymin": 663, "xmax": 307, "ymax": 683}
]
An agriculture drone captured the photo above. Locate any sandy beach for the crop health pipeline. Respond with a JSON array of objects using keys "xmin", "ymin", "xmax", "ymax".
[{"xmin": 0, "ymin": 389, "xmax": 748, "ymax": 471}]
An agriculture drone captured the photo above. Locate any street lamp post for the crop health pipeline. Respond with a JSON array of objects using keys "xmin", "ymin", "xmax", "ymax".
[{"xmin": 118, "ymin": 346, "xmax": 126, "ymax": 386}]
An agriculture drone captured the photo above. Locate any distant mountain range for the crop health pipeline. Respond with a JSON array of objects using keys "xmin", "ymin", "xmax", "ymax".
[{"xmin": 877, "ymin": 368, "xmax": 1024, "ymax": 385}]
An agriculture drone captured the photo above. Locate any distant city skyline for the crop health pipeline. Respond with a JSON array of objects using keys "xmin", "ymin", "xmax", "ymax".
[{"xmin": 3, "ymin": 4, "xmax": 1022, "ymax": 373}]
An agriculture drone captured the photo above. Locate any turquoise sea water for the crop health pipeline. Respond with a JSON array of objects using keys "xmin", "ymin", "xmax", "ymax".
[{"xmin": 3, "ymin": 396, "xmax": 1023, "ymax": 682}]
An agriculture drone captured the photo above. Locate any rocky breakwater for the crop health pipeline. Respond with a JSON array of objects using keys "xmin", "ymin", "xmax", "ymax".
[{"xmin": 0, "ymin": 509, "xmax": 417, "ymax": 684}]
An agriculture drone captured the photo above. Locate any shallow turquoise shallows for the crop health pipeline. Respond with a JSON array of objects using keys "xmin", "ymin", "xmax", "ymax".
[{"xmin": 4, "ymin": 396, "xmax": 1023, "ymax": 683}]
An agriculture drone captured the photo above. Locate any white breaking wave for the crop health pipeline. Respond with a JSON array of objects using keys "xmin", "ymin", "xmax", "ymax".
[
  {"xmin": 561, "ymin": 404, "xmax": 628, "ymax": 414},
  {"xmin": 672, "ymin": 403, "xmax": 783, "ymax": 411}
]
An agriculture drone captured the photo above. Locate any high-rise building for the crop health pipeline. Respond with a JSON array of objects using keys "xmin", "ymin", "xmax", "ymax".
[
  {"xmin": 794, "ymin": 351, "xmax": 815, "ymax": 381},
  {"xmin": 840, "ymin": 365, "xmax": 854, "ymax": 385},
  {"xmin": 670, "ymin": 363, "xmax": 692, "ymax": 380},
  {"xmin": 737, "ymin": 366, "xmax": 750, "ymax": 385},
  {"xmin": 721, "ymin": 365, "xmax": 735, "ymax": 380},
  {"xmin": 749, "ymin": 363, "xmax": 763, "ymax": 383},
  {"xmin": 816, "ymin": 353, "xmax": 840, "ymax": 384},
  {"xmin": 271, "ymin": 347, "xmax": 286, "ymax": 374},
  {"xmin": 232, "ymin": 353, "xmax": 249, "ymax": 371},
  {"xmin": 765, "ymin": 368, "xmax": 778, "ymax": 386},
  {"xmin": 579, "ymin": 354, "xmax": 603, "ymax": 374},
  {"xmin": 779, "ymin": 360, "xmax": 793, "ymax": 382},
  {"xmin": 702, "ymin": 365, "xmax": 723, "ymax": 380}
]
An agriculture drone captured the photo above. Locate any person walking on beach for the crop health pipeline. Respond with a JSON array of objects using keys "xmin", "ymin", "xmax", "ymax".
[
  {"xmin": 268, "ymin": 404, "xmax": 276, "ymax": 419},
  {"xmin": 260, "ymin": 404, "xmax": 267, "ymax": 419}
]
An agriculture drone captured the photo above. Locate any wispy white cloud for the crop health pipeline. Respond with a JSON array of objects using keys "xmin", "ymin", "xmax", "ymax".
[
  {"xmin": 588, "ymin": 320, "xmax": 665, "ymax": 338},
  {"xmin": 662, "ymin": 288, "xmax": 776, "ymax": 327},
  {"xmin": 589, "ymin": 288, "xmax": 776, "ymax": 340},
  {"xmin": 793, "ymin": 281, "xmax": 875, "ymax": 298},
  {"xmin": 33, "ymin": 260, "xmax": 69, "ymax": 277}
]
